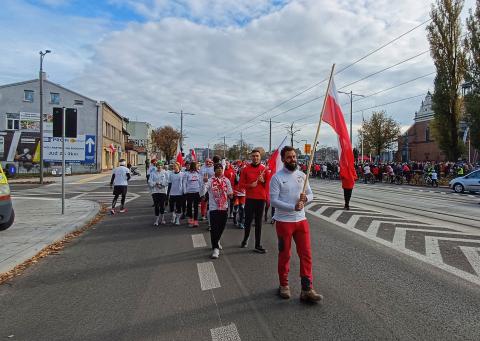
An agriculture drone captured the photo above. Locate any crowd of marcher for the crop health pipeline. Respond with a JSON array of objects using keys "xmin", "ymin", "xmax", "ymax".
[{"xmin": 108, "ymin": 148, "xmax": 323, "ymax": 303}]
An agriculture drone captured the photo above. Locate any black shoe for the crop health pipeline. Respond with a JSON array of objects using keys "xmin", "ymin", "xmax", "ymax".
[
  {"xmin": 344, "ymin": 205, "xmax": 350, "ymax": 210},
  {"xmin": 254, "ymin": 246, "xmax": 267, "ymax": 254},
  {"xmin": 240, "ymin": 240, "xmax": 248, "ymax": 248}
]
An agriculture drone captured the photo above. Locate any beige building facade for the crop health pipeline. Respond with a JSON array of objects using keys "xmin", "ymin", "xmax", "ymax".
[{"xmin": 101, "ymin": 101, "xmax": 124, "ymax": 170}]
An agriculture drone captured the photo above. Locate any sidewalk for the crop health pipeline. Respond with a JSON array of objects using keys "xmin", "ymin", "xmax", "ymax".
[
  {"xmin": 7, "ymin": 172, "xmax": 110, "ymax": 184},
  {"xmin": 0, "ymin": 197, "xmax": 100, "ymax": 274}
]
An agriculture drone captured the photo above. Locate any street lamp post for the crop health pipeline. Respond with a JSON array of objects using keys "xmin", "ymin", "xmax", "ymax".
[{"xmin": 39, "ymin": 49, "xmax": 51, "ymax": 184}]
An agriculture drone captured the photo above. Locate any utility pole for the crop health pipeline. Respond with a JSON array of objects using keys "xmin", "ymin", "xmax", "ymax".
[
  {"xmin": 39, "ymin": 49, "xmax": 51, "ymax": 184},
  {"xmin": 261, "ymin": 118, "xmax": 281, "ymax": 153},
  {"xmin": 286, "ymin": 122, "xmax": 301, "ymax": 147},
  {"xmin": 219, "ymin": 136, "xmax": 231, "ymax": 159},
  {"xmin": 240, "ymin": 132, "xmax": 243, "ymax": 160},
  {"xmin": 338, "ymin": 90, "xmax": 365, "ymax": 147},
  {"xmin": 169, "ymin": 110, "xmax": 196, "ymax": 151}
]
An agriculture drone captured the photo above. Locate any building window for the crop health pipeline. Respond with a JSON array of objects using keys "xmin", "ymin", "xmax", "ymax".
[
  {"xmin": 24, "ymin": 90, "xmax": 34, "ymax": 102},
  {"xmin": 425, "ymin": 126, "xmax": 430, "ymax": 142},
  {"xmin": 50, "ymin": 92, "xmax": 60, "ymax": 104},
  {"xmin": 74, "ymin": 99, "xmax": 84, "ymax": 106},
  {"xmin": 6, "ymin": 114, "xmax": 20, "ymax": 130}
]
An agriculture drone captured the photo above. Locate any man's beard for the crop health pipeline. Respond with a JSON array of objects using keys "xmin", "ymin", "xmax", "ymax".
[{"xmin": 284, "ymin": 162, "xmax": 297, "ymax": 171}]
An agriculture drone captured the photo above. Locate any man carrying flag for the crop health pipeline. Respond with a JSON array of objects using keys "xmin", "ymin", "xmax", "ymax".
[{"xmin": 270, "ymin": 145, "xmax": 322, "ymax": 302}]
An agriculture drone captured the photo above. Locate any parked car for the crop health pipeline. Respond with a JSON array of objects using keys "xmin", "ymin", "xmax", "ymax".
[
  {"xmin": 449, "ymin": 170, "xmax": 480, "ymax": 193},
  {"xmin": 0, "ymin": 164, "xmax": 15, "ymax": 231}
]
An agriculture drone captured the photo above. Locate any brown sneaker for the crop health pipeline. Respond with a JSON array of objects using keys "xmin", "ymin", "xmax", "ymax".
[
  {"xmin": 279, "ymin": 286, "xmax": 291, "ymax": 299},
  {"xmin": 300, "ymin": 288, "xmax": 323, "ymax": 303}
]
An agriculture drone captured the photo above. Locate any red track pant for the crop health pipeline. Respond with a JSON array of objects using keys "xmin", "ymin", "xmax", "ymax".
[
  {"xmin": 200, "ymin": 198, "xmax": 208, "ymax": 217},
  {"xmin": 275, "ymin": 219, "xmax": 313, "ymax": 290}
]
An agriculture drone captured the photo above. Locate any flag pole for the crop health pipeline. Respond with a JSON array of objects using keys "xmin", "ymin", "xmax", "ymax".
[{"xmin": 303, "ymin": 63, "xmax": 336, "ymax": 193}]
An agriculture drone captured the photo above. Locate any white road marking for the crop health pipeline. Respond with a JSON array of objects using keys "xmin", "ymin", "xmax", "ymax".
[
  {"xmin": 71, "ymin": 193, "xmax": 87, "ymax": 199},
  {"xmin": 306, "ymin": 198, "xmax": 480, "ymax": 287},
  {"xmin": 192, "ymin": 234, "xmax": 207, "ymax": 248},
  {"xmin": 211, "ymin": 323, "xmax": 241, "ymax": 341},
  {"xmin": 197, "ymin": 262, "xmax": 221, "ymax": 291},
  {"xmin": 460, "ymin": 246, "xmax": 480, "ymax": 276}
]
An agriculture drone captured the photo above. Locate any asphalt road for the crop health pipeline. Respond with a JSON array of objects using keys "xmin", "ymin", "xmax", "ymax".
[{"xmin": 1, "ymin": 177, "xmax": 480, "ymax": 340}]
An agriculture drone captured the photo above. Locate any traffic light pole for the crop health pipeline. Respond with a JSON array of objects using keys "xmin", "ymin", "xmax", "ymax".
[{"xmin": 61, "ymin": 107, "xmax": 65, "ymax": 215}]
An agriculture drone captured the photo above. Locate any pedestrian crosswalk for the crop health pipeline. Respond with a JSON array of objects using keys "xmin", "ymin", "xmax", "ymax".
[{"xmin": 306, "ymin": 197, "xmax": 480, "ymax": 286}]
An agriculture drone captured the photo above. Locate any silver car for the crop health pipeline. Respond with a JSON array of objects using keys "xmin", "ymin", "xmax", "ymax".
[{"xmin": 449, "ymin": 169, "xmax": 480, "ymax": 193}]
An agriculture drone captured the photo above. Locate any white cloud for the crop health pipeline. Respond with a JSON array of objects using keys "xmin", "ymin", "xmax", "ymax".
[{"xmin": 1, "ymin": 0, "xmax": 478, "ymax": 153}]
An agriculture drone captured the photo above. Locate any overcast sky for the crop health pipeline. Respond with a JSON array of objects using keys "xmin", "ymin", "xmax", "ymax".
[{"xmin": 0, "ymin": 0, "xmax": 477, "ymax": 152}]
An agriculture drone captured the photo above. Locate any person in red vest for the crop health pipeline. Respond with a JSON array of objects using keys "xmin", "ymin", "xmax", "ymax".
[
  {"xmin": 240, "ymin": 149, "xmax": 269, "ymax": 253},
  {"xmin": 223, "ymin": 161, "xmax": 236, "ymax": 219}
]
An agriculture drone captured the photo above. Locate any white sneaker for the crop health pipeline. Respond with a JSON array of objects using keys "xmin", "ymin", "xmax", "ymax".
[
  {"xmin": 218, "ymin": 242, "xmax": 223, "ymax": 250},
  {"xmin": 161, "ymin": 215, "xmax": 166, "ymax": 225},
  {"xmin": 211, "ymin": 248, "xmax": 220, "ymax": 259},
  {"xmin": 154, "ymin": 216, "xmax": 160, "ymax": 226},
  {"xmin": 175, "ymin": 215, "xmax": 180, "ymax": 225},
  {"xmin": 171, "ymin": 213, "xmax": 176, "ymax": 224}
]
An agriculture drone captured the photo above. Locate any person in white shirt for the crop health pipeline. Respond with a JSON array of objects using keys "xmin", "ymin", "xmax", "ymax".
[
  {"xmin": 270, "ymin": 146, "xmax": 323, "ymax": 303},
  {"xmin": 109, "ymin": 159, "xmax": 131, "ymax": 215},
  {"xmin": 199, "ymin": 158, "xmax": 215, "ymax": 221},
  {"xmin": 431, "ymin": 170, "xmax": 438, "ymax": 187},
  {"xmin": 363, "ymin": 164, "xmax": 371, "ymax": 184},
  {"xmin": 148, "ymin": 161, "xmax": 169, "ymax": 226},
  {"xmin": 202, "ymin": 163, "xmax": 233, "ymax": 259},
  {"xmin": 183, "ymin": 161, "xmax": 202, "ymax": 227},
  {"xmin": 167, "ymin": 162, "xmax": 184, "ymax": 225}
]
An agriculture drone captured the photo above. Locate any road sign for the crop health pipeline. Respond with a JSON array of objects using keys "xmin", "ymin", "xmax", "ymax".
[
  {"xmin": 85, "ymin": 135, "xmax": 96, "ymax": 164},
  {"xmin": 44, "ymin": 135, "xmax": 85, "ymax": 162}
]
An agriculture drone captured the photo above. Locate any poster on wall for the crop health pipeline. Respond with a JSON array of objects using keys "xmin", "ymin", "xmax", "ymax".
[{"xmin": 20, "ymin": 112, "xmax": 40, "ymax": 132}]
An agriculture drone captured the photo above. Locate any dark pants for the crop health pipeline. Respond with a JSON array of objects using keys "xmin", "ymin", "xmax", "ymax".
[
  {"xmin": 210, "ymin": 210, "xmax": 228, "ymax": 249},
  {"xmin": 343, "ymin": 188, "xmax": 352, "ymax": 207},
  {"xmin": 229, "ymin": 198, "xmax": 234, "ymax": 216},
  {"xmin": 112, "ymin": 186, "xmax": 127, "ymax": 209},
  {"xmin": 152, "ymin": 193, "xmax": 167, "ymax": 216},
  {"xmin": 169, "ymin": 195, "xmax": 183, "ymax": 214},
  {"xmin": 233, "ymin": 204, "xmax": 244, "ymax": 225},
  {"xmin": 186, "ymin": 192, "xmax": 200, "ymax": 220},
  {"xmin": 181, "ymin": 194, "xmax": 187, "ymax": 215},
  {"xmin": 243, "ymin": 198, "xmax": 265, "ymax": 247}
]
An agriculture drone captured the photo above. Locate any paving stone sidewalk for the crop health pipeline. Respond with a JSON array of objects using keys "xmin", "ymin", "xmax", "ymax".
[{"xmin": 0, "ymin": 197, "xmax": 100, "ymax": 274}]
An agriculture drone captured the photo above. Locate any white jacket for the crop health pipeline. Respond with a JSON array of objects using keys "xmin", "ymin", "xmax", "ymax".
[{"xmin": 148, "ymin": 169, "xmax": 169, "ymax": 194}]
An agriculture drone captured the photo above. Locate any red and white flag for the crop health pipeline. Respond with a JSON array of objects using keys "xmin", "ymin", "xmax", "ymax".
[
  {"xmin": 321, "ymin": 78, "xmax": 357, "ymax": 188},
  {"xmin": 190, "ymin": 149, "xmax": 197, "ymax": 162},
  {"xmin": 267, "ymin": 136, "xmax": 288, "ymax": 176},
  {"xmin": 175, "ymin": 140, "xmax": 184, "ymax": 166},
  {"xmin": 266, "ymin": 136, "xmax": 288, "ymax": 202}
]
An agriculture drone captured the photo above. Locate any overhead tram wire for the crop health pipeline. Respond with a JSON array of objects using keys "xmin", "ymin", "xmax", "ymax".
[
  {"xmin": 253, "ymin": 51, "xmax": 433, "ymax": 125},
  {"xmin": 246, "ymin": 91, "xmax": 431, "ymax": 141},
  {"xmin": 222, "ymin": 18, "xmax": 432, "ymax": 137},
  {"xmin": 338, "ymin": 50, "xmax": 430, "ymax": 90}
]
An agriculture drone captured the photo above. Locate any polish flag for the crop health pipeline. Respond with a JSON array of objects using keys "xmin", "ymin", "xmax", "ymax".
[
  {"xmin": 266, "ymin": 136, "xmax": 288, "ymax": 202},
  {"xmin": 175, "ymin": 140, "xmax": 184, "ymax": 166},
  {"xmin": 322, "ymin": 78, "xmax": 357, "ymax": 188},
  {"xmin": 190, "ymin": 149, "xmax": 197, "ymax": 161},
  {"xmin": 267, "ymin": 136, "xmax": 288, "ymax": 175}
]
